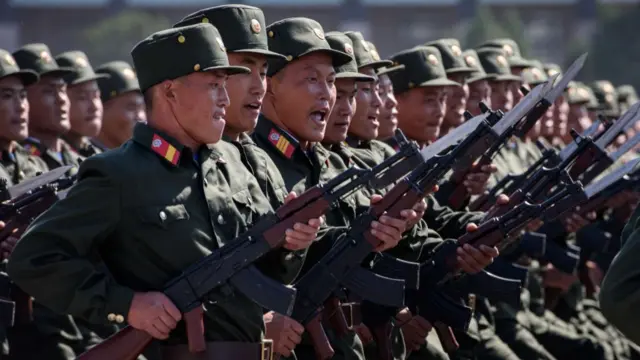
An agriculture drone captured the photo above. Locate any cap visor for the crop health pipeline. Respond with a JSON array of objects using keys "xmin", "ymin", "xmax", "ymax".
[
  {"xmin": 466, "ymin": 73, "xmax": 494, "ymax": 84},
  {"xmin": 336, "ymin": 72, "xmax": 374, "ymax": 82},
  {"xmin": 40, "ymin": 68, "xmax": 74, "ymax": 79},
  {"xmin": 417, "ymin": 78, "xmax": 461, "ymax": 88},
  {"xmin": 446, "ymin": 67, "xmax": 475, "ymax": 74},
  {"xmin": 299, "ymin": 47, "xmax": 353, "ymax": 68},
  {"xmin": 70, "ymin": 73, "xmax": 111, "ymax": 86},
  {"xmin": 359, "ymin": 60, "xmax": 393, "ymax": 70},
  {"xmin": 377, "ymin": 64, "xmax": 404, "ymax": 76},
  {"xmin": 0, "ymin": 70, "xmax": 39, "ymax": 86},
  {"xmin": 232, "ymin": 48, "xmax": 288, "ymax": 61},
  {"xmin": 494, "ymin": 74, "xmax": 522, "ymax": 82},
  {"xmin": 509, "ymin": 58, "xmax": 534, "ymax": 68},
  {"xmin": 202, "ymin": 65, "xmax": 251, "ymax": 75}
]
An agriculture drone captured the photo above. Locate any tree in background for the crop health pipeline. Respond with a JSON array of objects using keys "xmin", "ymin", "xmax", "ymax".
[
  {"xmin": 81, "ymin": 10, "xmax": 172, "ymax": 66},
  {"xmin": 463, "ymin": 6, "xmax": 531, "ymax": 56}
]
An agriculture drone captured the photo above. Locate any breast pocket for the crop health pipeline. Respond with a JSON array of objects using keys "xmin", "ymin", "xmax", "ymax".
[{"xmin": 138, "ymin": 204, "xmax": 190, "ymax": 229}]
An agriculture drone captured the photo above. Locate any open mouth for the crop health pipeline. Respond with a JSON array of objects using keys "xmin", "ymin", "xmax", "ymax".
[
  {"xmin": 245, "ymin": 102, "xmax": 261, "ymax": 112},
  {"xmin": 310, "ymin": 110, "xmax": 328, "ymax": 124}
]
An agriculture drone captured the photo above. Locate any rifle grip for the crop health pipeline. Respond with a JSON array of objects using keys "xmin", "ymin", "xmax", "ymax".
[
  {"xmin": 306, "ymin": 313, "xmax": 335, "ymax": 360},
  {"xmin": 324, "ymin": 297, "xmax": 349, "ymax": 338},
  {"xmin": 185, "ymin": 306, "xmax": 206, "ymax": 353},
  {"xmin": 372, "ymin": 322, "xmax": 394, "ymax": 360},
  {"xmin": 76, "ymin": 325, "xmax": 153, "ymax": 360},
  {"xmin": 433, "ymin": 322, "xmax": 459, "ymax": 354}
]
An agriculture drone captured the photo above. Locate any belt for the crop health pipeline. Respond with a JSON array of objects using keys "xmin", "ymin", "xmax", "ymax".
[{"xmin": 161, "ymin": 340, "xmax": 273, "ymax": 360}]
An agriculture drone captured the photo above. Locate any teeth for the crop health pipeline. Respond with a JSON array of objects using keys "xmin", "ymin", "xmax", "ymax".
[{"xmin": 311, "ymin": 112, "xmax": 323, "ymax": 122}]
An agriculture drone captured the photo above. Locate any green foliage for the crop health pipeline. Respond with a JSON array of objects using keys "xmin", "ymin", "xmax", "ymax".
[
  {"xmin": 463, "ymin": 6, "xmax": 531, "ymax": 56},
  {"xmin": 588, "ymin": 5, "xmax": 640, "ymax": 88},
  {"xmin": 81, "ymin": 10, "xmax": 172, "ymax": 66}
]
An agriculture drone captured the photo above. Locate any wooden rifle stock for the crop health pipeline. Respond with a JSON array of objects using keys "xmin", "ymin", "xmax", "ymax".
[
  {"xmin": 76, "ymin": 325, "xmax": 153, "ymax": 360},
  {"xmin": 372, "ymin": 321, "xmax": 394, "ymax": 360},
  {"xmin": 324, "ymin": 297, "xmax": 349, "ymax": 338},
  {"xmin": 433, "ymin": 321, "xmax": 459, "ymax": 354},
  {"xmin": 448, "ymin": 156, "xmax": 493, "ymax": 210},
  {"xmin": 306, "ymin": 313, "xmax": 335, "ymax": 360}
]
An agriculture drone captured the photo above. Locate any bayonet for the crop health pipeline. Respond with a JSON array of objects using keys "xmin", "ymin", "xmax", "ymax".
[
  {"xmin": 584, "ymin": 158, "xmax": 640, "ymax": 199},
  {"xmin": 2, "ymin": 165, "xmax": 73, "ymax": 200}
]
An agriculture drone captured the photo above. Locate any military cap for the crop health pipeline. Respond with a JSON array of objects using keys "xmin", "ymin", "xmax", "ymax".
[
  {"xmin": 265, "ymin": 17, "xmax": 351, "ymax": 76},
  {"xmin": 95, "ymin": 61, "xmax": 140, "ymax": 103},
  {"xmin": 12, "ymin": 43, "xmax": 73, "ymax": 79},
  {"xmin": 543, "ymin": 63, "xmax": 562, "ymax": 78},
  {"xmin": 590, "ymin": 80, "xmax": 619, "ymax": 117},
  {"xmin": 425, "ymin": 39, "xmax": 474, "ymax": 75},
  {"xmin": 521, "ymin": 65, "xmax": 548, "ymax": 87},
  {"xmin": 325, "ymin": 32, "xmax": 373, "ymax": 81},
  {"xmin": 343, "ymin": 31, "xmax": 392, "ymax": 70},
  {"xmin": 388, "ymin": 46, "xmax": 460, "ymax": 95},
  {"xmin": 55, "ymin": 51, "xmax": 109, "ymax": 86},
  {"xmin": 0, "ymin": 48, "xmax": 38, "ymax": 86},
  {"xmin": 461, "ymin": 49, "xmax": 493, "ymax": 84},
  {"xmin": 475, "ymin": 47, "xmax": 521, "ymax": 82},
  {"xmin": 617, "ymin": 85, "xmax": 638, "ymax": 113},
  {"xmin": 131, "ymin": 24, "xmax": 250, "ymax": 93},
  {"xmin": 174, "ymin": 4, "xmax": 285, "ymax": 60},
  {"xmin": 366, "ymin": 41, "xmax": 404, "ymax": 76},
  {"xmin": 566, "ymin": 81, "xmax": 596, "ymax": 106},
  {"xmin": 477, "ymin": 38, "xmax": 533, "ymax": 68}
]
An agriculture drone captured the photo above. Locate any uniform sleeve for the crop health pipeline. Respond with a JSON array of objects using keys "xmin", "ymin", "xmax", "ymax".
[
  {"xmin": 7, "ymin": 159, "xmax": 135, "ymax": 325},
  {"xmin": 599, "ymin": 225, "xmax": 640, "ymax": 345},
  {"xmin": 424, "ymin": 195, "xmax": 484, "ymax": 239}
]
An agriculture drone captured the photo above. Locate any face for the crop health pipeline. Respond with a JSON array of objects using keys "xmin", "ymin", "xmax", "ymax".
[
  {"xmin": 489, "ymin": 80, "xmax": 513, "ymax": 112},
  {"xmin": 325, "ymin": 78, "xmax": 356, "ymax": 143},
  {"xmin": 444, "ymin": 73, "xmax": 469, "ymax": 128},
  {"xmin": 349, "ymin": 67, "xmax": 382, "ymax": 140},
  {"xmin": 225, "ymin": 53, "xmax": 268, "ymax": 135},
  {"xmin": 511, "ymin": 67, "xmax": 525, "ymax": 76},
  {"xmin": 377, "ymin": 74, "xmax": 398, "ymax": 140},
  {"xmin": 568, "ymin": 103, "xmax": 591, "ymax": 133},
  {"xmin": 0, "ymin": 76, "xmax": 29, "ymax": 143},
  {"xmin": 397, "ymin": 86, "xmax": 447, "ymax": 143},
  {"xmin": 67, "ymin": 80, "xmax": 103, "ymax": 137},
  {"xmin": 167, "ymin": 71, "xmax": 230, "ymax": 145},
  {"xmin": 509, "ymin": 80, "xmax": 524, "ymax": 105},
  {"xmin": 467, "ymin": 79, "xmax": 491, "ymax": 116},
  {"xmin": 553, "ymin": 94, "xmax": 570, "ymax": 137},
  {"xmin": 102, "ymin": 91, "xmax": 145, "ymax": 146},
  {"xmin": 268, "ymin": 53, "xmax": 335, "ymax": 142},
  {"xmin": 27, "ymin": 75, "xmax": 70, "ymax": 135}
]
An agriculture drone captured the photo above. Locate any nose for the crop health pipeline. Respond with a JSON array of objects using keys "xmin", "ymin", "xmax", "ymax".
[
  {"xmin": 371, "ymin": 89, "xmax": 382, "ymax": 110},
  {"xmin": 218, "ymin": 86, "xmax": 231, "ymax": 109},
  {"xmin": 250, "ymin": 71, "xmax": 266, "ymax": 98}
]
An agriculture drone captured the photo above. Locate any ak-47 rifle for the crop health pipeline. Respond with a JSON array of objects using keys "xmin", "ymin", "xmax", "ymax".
[
  {"xmin": 0, "ymin": 165, "xmax": 76, "ymax": 325},
  {"xmin": 77, "ymin": 130, "xmax": 442, "ymax": 360},
  {"xmin": 446, "ymin": 54, "xmax": 588, "ymax": 210}
]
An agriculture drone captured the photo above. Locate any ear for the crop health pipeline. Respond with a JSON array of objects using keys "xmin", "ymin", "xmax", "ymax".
[
  {"xmin": 163, "ymin": 80, "xmax": 177, "ymax": 101},
  {"xmin": 266, "ymin": 76, "xmax": 277, "ymax": 96}
]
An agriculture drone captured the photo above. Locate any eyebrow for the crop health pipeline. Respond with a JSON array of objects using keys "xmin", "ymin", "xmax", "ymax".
[{"xmin": 241, "ymin": 56, "xmax": 268, "ymax": 68}]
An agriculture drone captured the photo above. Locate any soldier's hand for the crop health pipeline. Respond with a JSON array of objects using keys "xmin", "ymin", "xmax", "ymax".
[
  {"xmin": 396, "ymin": 309, "xmax": 430, "ymax": 351},
  {"xmin": 1, "ymin": 235, "xmax": 19, "ymax": 261},
  {"xmin": 128, "ymin": 292, "xmax": 182, "ymax": 340},
  {"xmin": 353, "ymin": 323, "xmax": 373, "ymax": 345},
  {"xmin": 370, "ymin": 195, "xmax": 414, "ymax": 252},
  {"xmin": 464, "ymin": 164, "xmax": 497, "ymax": 195},
  {"xmin": 264, "ymin": 311, "xmax": 304, "ymax": 357},
  {"xmin": 456, "ymin": 223, "xmax": 499, "ymax": 274},
  {"xmin": 542, "ymin": 264, "xmax": 577, "ymax": 291},
  {"xmin": 283, "ymin": 192, "xmax": 324, "ymax": 251},
  {"xmin": 407, "ymin": 197, "xmax": 429, "ymax": 228},
  {"xmin": 563, "ymin": 213, "xmax": 590, "ymax": 233}
]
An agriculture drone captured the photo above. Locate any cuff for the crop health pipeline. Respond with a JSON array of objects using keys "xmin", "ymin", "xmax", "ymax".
[{"xmin": 103, "ymin": 284, "xmax": 135, "ymax": 325}]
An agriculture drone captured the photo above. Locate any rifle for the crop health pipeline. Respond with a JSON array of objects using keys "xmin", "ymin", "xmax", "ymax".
[
  {"xmin": 444, "ymin": 76, "xmax": 559, "ymax": 210},
  {"xmin": 77, "ymin": 130, "xmax": 441, "ymax": 360},
  {"xmin": 0, "ymin": 165, "xmax": 75, "ymax": 325}
]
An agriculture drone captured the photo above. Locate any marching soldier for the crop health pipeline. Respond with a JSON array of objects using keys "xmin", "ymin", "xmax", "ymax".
[
  {"xmin": 54, "ymin": 50, "xmax": 107, "ymax": 157},
  {"xmin": 93, "ymin": 60, "xmax": 146, "ymax": 150}
]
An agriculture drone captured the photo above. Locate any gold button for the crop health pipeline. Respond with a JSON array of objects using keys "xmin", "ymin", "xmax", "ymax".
[
  {"xmin": 110, "ymin": 90, "xmax": 117, "ymax": 97},
  {"xmin": 201, "ymin": 17, "xmax": 209, "ymax": 23},
  {"xmin": 268, "ymin": 31, "xmax": 274, "ymax": 38},
  {"xmin": 217, "ymin": 214, "xmax": 225, "ymax": 225},
  {"xmin": 178, "ymin": 35, "xmax": 186, "ymax": 44},
  {"xmin": 107, "ymin": 313, "xmax": 116, "ymax": 321},
  {"xmin": 115, "ymin": 314, "xmax": 125, "ymax": 324},
  {"xmin": 194, "ymin": 64, "xmax": 201, "ymax": 71},
  {"xmin": 408, "ymin": 82, "xmax": 414, "ymax": 88},
  {"xmin": 285, "ymin": 55, "xmax": 293, "ymax": 61},
  {"xmin": 159, "ymin": 211, "xmax": 167, "ymax": 221}
]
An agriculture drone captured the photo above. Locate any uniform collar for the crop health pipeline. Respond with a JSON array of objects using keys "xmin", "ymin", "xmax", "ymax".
[
  {"xmin": 254, "ymin": 115, "xmax": 301, "ymax": 160},
  {"xmin": 132, "ymin": 123, "xmax": 187, "ymax": 167}
]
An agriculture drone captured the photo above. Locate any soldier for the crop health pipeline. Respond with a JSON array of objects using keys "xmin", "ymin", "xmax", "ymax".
[
  {"xmin": 12, "ymin": 43, "xmax": 82, "ymax": 174},
  {"xmin": 460, "ymin": 49, "xmax": 492, "ymax": 117},
  {"xmin": 616, "ymin": 85, "xmax": 638, "ymax": 114},
  {"xmin": 0, "ymin": 48, "xmax": 47, "ymax": 185},
  {"xmin": 93, "ymin": 60, "xmax": 146, "ymax": 150},
  {"xmin": 54, "ymin": 51, "xmax": 107, "ymax": 157},
  {"xmin": 475, "ymin": 47, "xmax": 520, "ymax": 114},
  {"xmin": 590, "ymin": 80, "xmax": 620, "ymax": 122},
  {"xmin": 7, "ymin": 23, "xmax": 325, "ymax": 360}
]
